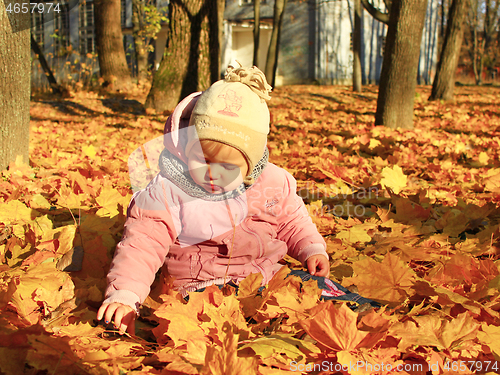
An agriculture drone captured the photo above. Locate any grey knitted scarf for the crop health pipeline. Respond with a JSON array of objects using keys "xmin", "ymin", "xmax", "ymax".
[{"xmin": 159, "ymin": 148, "xmax": 269, "ymax": 201}]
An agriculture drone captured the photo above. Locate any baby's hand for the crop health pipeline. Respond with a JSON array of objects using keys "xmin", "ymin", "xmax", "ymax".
[
  {"xmin": 306, "ymin": 254, "xmax": 330, "ymax": 277},
  {"xmin": 97, "ymin": 302, "xmax": 136, "ymax": 335}
]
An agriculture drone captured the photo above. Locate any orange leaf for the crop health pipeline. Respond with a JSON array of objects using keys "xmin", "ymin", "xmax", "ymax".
[
  {"xmin": 202, "ymin": 323, "xmax": 258, "ymax": 375},
  {"xmin": 299, "ymin": 303, "xmax": 368, "ymax": 352},
  {"xmin": 389, "ymin": 197, "xmax": 431, "ymax": 224},
  {"xmin": 153, "ymin": 294, "xmax": 208, "ymax": 347},
  {"xmin": 343, "ymin": 252, "xmax": 416, "ymax": 305},
  {"xmin": 389, "ymin": 312, "xmax": 479, "ymax": 352}
]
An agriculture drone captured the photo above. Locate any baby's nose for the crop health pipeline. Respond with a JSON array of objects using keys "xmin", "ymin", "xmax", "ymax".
[{"xmin": 207, "ymin": 163, "xmax": 224, "ymax": 180}]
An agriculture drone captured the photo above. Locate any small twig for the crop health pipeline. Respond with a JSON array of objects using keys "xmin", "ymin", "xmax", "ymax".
[{"xmin": 52, "ymin": 352, "xmax": 64, "ymax": 375}]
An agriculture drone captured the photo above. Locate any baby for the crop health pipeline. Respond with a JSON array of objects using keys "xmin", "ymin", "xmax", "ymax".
[{"xmin": 97, "ymin": 65, "xmax": 343, "ymax": 335}]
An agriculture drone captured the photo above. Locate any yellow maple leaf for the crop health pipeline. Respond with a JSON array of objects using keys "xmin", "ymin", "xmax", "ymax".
[
  {"xmin": 478, "ymin": 151, "xmax": 489, "ymax": 165},
  {"xmin": 389, "ymin": 312, "xmax": 479, "ymax": 352},
  {"xmin": 54, "ymin": 225, "xmax": 78, "ymax": 256},
  {"xmin": 0, "ymin": 200, "xmax": 39, "ymax": 224},
  {"xmin": 29, "ymin": 194, "xmax": 51, "ymax": 210},
  {"xmin": 183, "ymin": 339, "xmax": 209, "ymax": 365},
  {"xmin": 369, "ymin": 138, "xmax": 381, "ymax": 149},
  {"xmin": 153, "ymin": 294, "xmax": 208, "ymax": 347},
  {"xmin": 454, "ymin": 141, "xmax": 466, "ymax": 154},
  {"xmin": 82, "ymin": 144, "xmax": 96, "ymax": 159},
  {"xmin": 33, "ymin": 215, "xmax": 58, "ymax": 243},
  {"xmin": 202, "ymin": 295, "xmax": 251, "ymax": 343},
  {"xmin": 237, "ymin": 272, "xmax": 263, "ymax": 298},
  {"xmin": 265, "ymin": 287, "xmax": 318, "ymax": 325},
  {"xmin": 478, "ymin": 323, "xmax": 500, "ymax": 360},
  {"xmin": 380, "ymin": 165, "xmax": 407, "ymax": 194},
  {"xmin": 26, "ymin": 330, "xmax": 82, "ymax": 373},
  {"xmin": 202, "ymin": 326, "xmax": 259, "ymax": 375},
  {"xmin": 336, "ymin": 224, "xmax": 372, "ymax": 244},
  {"xmin": 239, "ymin": 333, "xmax": 320, "ymax": 361},
  {"xmin": 56, "ymin": 186, "xmax": 86, "ymax": 210},
  {"xmin": 484, "ymin": 171, "xmax": 500, "ymax": 192},
  {"xmin": 1, "ymin": 263, "xmax": 75, "ymax": 325},
  {"xmin": 95, "ymin": 186, "xmax": 127, "ymax": 217}
]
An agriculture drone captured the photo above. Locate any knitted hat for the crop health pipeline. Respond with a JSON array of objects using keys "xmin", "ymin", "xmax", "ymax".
[{"xmin": 186, "ymin": 63, "xmax": 272, "ymax": 185}]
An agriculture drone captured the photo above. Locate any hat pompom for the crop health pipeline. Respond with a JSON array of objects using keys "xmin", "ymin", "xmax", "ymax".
[{"xmin": 224, "ymin": 64, "xmax": 272, "ymax": 103}]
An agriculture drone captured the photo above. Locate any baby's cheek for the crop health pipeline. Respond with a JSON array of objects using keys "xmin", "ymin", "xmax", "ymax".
[
  {"xmin": 225, "ymin": 169, "xmax": 243, "ymax": 186},
  {"xmin": 188, "ymin": 160, "xmax": 207, "ymax": 183}
]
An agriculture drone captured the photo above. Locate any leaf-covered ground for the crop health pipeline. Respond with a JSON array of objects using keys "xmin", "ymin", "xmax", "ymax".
[{"xmin": 1, "ymin": 85, "xmax": 500, "ymax": 374}]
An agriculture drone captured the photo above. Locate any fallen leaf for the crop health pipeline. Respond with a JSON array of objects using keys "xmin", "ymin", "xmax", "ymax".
[
  {"xmin": 380, "ymin": 165, "xmax": 408, "ymax": 194},
  {"xmin": 343, "ymin": 252, "xmax": 416, "ymax": 305},
  {"xmin": 299, "ymin": 303, "xmax": 369, "ymax": 352}
]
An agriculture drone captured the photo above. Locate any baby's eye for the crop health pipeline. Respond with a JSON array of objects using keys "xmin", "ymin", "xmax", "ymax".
[{"xmin": 223, "ymin": 164, "xmax": 238, "ymax": 170}]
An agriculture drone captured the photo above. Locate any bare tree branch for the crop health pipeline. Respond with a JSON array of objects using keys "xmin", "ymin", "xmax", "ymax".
[{"xmin": 360, "ymin": 0, "xmax": 390, "ymax": 24}]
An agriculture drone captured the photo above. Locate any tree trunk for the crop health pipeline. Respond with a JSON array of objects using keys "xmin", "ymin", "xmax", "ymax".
[
  {"xmin": 145, "ymin": 0, "xmax": 221, "ymax": 112},
  {"xmin": 0, "ymin": 4, "xmax": 30, "ymax": 171},
  {"xmin": 94, "ymin": 0, "xmax": 132, "ymax": 90},
  {"xmin": 146, "ymin": 0, "xmax": 191, "ymax": 111},
  {"xmin": 132, "ymin": 0, "xmax": 149, "ymax": 81},
  {"xmin": 210, "ymin": 0, "xmax": 225, "ymax": 83},
  {"xmin": 482, "ymin": 0, "xmax": 499, "ymax": 79},
  {"xmin": 353, "ymin": 0, "xmax": 363, "ymax": 92},
  {"xmin": 471, "ymin": 25, "xmax": 485, "ymax": 85},
  {"xmin": 440, "ymin": 0, "xmax": 447, "ymax": 40},
  {"xmin": 253, "ymin": 0, "xmax": 260, "ymax": 67},
  {"xmin": 375, "ymin": 0, "xmax": 428, "ymax": 129},
  {"xmin": 265, "ymin": 0, "xmax": 288, "ymax": 87},
  {"xmin": 429, "ymin": 0, "xmax": 468, "ymax": 101}
]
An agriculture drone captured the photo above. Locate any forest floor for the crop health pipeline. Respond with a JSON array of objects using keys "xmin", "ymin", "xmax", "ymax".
[{"xmin": 1, "ymin": 84, "xmax": 500, "ymax": 374}]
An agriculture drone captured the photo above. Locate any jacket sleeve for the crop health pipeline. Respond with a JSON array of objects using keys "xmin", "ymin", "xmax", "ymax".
[
  {"xmin": 275, "ymin": 169, "xmax": 328, "ymax": 265},
  {"xmin": 103, "ymin": 176, "xmax": 180, "ymax": 311}
]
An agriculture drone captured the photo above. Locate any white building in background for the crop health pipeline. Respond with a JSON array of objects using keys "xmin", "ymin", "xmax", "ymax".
[
  {"xmin": 222, "ymin": 0, "xmax": 439, "ymax": 86},
  {"xmin": 31, "ymin": 0, "xmax": 439, "ymax": 89}
]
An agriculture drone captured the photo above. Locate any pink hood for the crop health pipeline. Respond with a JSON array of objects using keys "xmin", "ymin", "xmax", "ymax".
[{"xmin": 163, "ymin": 92, "xmax": 202, "ymax": 164}]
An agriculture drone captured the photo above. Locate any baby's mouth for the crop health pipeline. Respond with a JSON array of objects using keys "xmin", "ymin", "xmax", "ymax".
[{"xmin": 203, "ymin": 182, "xmax": 224, "ymax": 193}]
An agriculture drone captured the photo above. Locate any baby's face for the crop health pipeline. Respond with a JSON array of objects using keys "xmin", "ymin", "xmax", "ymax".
[{"xmin": 187, "ymin": 141, "xmax": 248, "ymax": 194}]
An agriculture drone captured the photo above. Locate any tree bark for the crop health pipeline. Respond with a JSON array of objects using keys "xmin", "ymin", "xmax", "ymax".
[
  {"xmin": 210, "ymin": 0, "xmax": 225, "ymax": 83},
  {"xmin": 145, "ymin": 0, "xmax": 222, "ymax": 112},
  {"xmin": 429, "ymin": 0, "xmax": 468, "ymax": 101},
  {"xmin": 440, "ymin": 0, "xmax": 447, "ymax": 40},
  {"xmin": 146, "ymin": 0, "xmax": 191, "ymax": 111},
  {"xmin": 94, "ymin": 0, "xmax": 132, "ymax": 90},
  {"xmin": 375, "ymin": 0, "xmax": 428, "ymax": 129},
  {"xmin": 265, "ymin": 0, "xmax": 288, "ymax": 87},
  {"xmin": 464, "ymin": 0, "xmax": 498, "ymax": 85},
  {"xmin": 482, "ymin": 0, "xmax": 499, "ymax": 78},
  {"xmin": 253, "ymin": 0, "xmax": 260, "ymax": 67},
  {"xmin": 353, "ymin": 0, "xmax": 363, "ymax": 92},
  {"xmin": 0, "ymin": 3, "xmax": 30, "ymax": 171},
  {"xmin": 132, "ymin": 0, "xmax": 149, "ymax": 81}
]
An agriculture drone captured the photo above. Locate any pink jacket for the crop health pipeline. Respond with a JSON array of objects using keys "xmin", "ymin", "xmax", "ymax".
[{"xmin": 104, "ymin": 93, "xmax": 327, "ymax": 311}]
